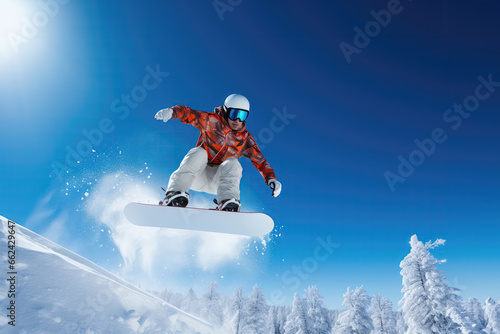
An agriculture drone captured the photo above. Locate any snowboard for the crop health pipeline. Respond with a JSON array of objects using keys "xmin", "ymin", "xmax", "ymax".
[{"xmin": 124, "ymin": 202, "xmax": 274, "ymax": 237}]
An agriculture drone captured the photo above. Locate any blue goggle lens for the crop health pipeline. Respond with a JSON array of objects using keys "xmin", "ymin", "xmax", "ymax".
[{"xmin": 228, "ymin": 108, "xmax": 249, "ymax": 122}]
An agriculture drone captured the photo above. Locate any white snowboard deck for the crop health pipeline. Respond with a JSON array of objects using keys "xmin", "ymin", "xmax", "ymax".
[{"xmin": 124, "ymin": 203, "xmax": 274, "ymax": 237}]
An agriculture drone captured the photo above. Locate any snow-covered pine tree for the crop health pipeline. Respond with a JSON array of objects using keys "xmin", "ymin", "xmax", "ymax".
[
  {"xmin": 199, "ymin": 281, "xmax": 223, "ymax": 326},
  {"xmin": 399, "ymin": 235, "xmax": 475, "ymax": 334},
  {"xmin": 284, "ymin": 293, "xmax": 309, "ymax": 334},
  {"xmin": 370, "ymin": 294, "xmax": 397, "ymax": 334},
  {"xmin": 399, "ymin": 235, "xmax": 451, "ymax": 333},
  {"xmin": 267, "ymin": 306, "xmax": 278, "ymax": 334},
  {"xmin": 332, "ymin": 286, "xmax": 373, "ymax": 334},
  {"xmin": 156, "ymin": 287, "xmax": 172, "ymax": 303},
  {"xmin": 395, "ymin": 310, "xmax": 407, "ymax": 333},
  {"xmin": 465, "ymin": 297, "xmax": 487, "ymax": 331},
  {"xmin": 181, "ymin": 288, "xmax": 198, "ymax": 314},
  {"xmin": 276, "ymin": 306, "xmax": 289, "ymax": 334},
  {"xmin": 231, "ymin": 287, "xmax": 246, "ymax": 334},
  {"xmin": 240, "ymin": 284, "xmax": 269, "ymax": 334},
  {"xmin": 303, "ymin": 286, "xmax": 331, "ymax": 334},
  {"xmin": 329, "ymin": 310, "xmax": 341, "ymax": 330},
  {"xmin": 445, "ymin": 295, "xmax": 479, "ymax": 334},
  {"xmin": 157, "ymin": 288, "xmax": 185, "ymax": 308},
  {"xmin": 484, "ymin": 297, "xmax": 500, "ymax": 333}
]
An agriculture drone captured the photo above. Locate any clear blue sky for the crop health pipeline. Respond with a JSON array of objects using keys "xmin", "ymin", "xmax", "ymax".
[{"xmin": 1, "ymin": 0, "xmax": 499, "ymax": 309}]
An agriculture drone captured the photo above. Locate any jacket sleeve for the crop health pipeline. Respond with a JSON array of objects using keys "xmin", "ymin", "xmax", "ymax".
[
  {"xmin": 243, "ymin": 134, "xmax": 276, "ymax": 183},
  {"xmin": 170, "ymin": 105, "xmax": 209, "ymax": 131}
]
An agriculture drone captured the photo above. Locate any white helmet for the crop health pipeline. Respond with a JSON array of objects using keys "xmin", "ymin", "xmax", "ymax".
[{"xmin": 224, "ymin": 94, "xmax": 250, "ymax": 112}]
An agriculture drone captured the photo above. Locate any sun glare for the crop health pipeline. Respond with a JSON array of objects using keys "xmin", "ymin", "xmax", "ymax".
[{"xmin": 0, "ymin": 0, "xmax": 35, "ymax": 60}]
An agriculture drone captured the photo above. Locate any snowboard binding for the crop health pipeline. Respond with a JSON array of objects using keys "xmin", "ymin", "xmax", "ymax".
[
  {"xmin": 160, "ymin": 191, "xmax": 190, "ymax": 207},
  {"xmin": 215, "ymin": 198, "xmax": 241, "ymax": 212}
]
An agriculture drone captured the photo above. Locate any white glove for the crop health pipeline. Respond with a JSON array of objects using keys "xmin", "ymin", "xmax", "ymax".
[
  {"xmin": 268, "ymin": 179, "xmax": 282, "ymax": 198},
  {"xmin": 155, "ymin": 108, "xmax": 173, "ymax": 123}
]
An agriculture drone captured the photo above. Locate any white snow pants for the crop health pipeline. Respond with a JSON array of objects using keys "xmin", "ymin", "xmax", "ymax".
[{"xmin": 167, "ymin": 147, "xmax": 243, "ymax": 202}]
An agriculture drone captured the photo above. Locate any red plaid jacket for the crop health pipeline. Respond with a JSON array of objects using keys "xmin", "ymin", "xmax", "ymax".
[{"xmin": 171, "ymin": 105, "xmax": 276, "ymax": 183}]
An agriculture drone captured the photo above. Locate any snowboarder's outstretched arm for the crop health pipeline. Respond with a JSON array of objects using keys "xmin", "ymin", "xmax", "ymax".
[
  {"xmin": 243, "ymin": 135, "xmax": 282, "ymax": 197},
  {"xmin": 155, "ymin": 105, "xmax": 209, "ymax": 131}
]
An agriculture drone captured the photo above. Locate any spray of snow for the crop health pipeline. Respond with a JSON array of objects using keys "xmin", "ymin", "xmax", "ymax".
[
  {"xmin": 84, "ymin": 172, "xmax": 249, "ymax": 274},
  {"xmin": 30, "ymin": 148, "xmax": 274, "ymax": 292}
]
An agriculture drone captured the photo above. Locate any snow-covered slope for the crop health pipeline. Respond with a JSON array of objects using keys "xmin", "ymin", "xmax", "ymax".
[{"xmin": 0, "ymin": 215, "xmax": 216, "ymax": 334}]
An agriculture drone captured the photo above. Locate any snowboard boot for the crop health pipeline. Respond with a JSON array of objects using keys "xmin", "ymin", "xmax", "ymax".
[
  {"xmin": 159, "ymin": 191, "xmax": 190, "ymax": 207},
  {"xmin": 216, "ymin": 198, "xmax": 241, "ymax": 212}
]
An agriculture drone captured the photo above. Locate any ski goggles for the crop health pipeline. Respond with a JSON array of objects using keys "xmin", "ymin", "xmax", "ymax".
[{"xmin": 227, "ymin": 108, "xmax": 249, "ymax": 122}]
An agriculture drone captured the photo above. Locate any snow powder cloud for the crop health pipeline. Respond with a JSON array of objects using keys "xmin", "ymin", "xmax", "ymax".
[{"xmin": 84, "ymin": 172, "xmax": 248, "ymax": 274}]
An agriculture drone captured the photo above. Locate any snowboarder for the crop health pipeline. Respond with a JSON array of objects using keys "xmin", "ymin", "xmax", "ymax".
[{"xmin": 154, "ymin": 94, "xmax": 282, "ymax": 212}]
